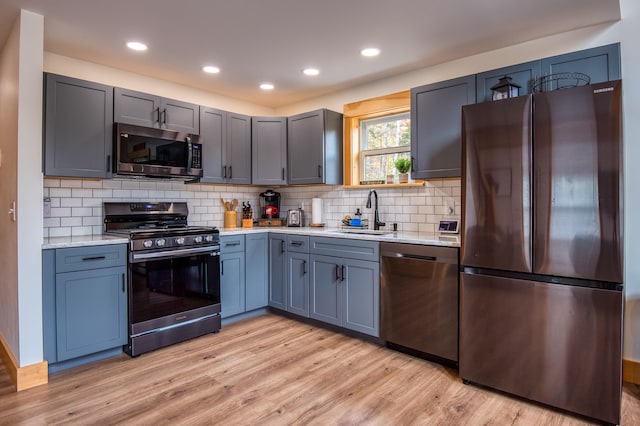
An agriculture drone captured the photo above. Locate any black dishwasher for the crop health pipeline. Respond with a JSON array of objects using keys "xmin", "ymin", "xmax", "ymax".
[{"xmin": 380, "ymin": 242, "xmax": 459, "ymax": 363}]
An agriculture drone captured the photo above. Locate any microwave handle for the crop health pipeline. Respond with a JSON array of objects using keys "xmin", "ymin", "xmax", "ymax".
[{"xmin": 186, "ymin": 136, "xmax": 193, "ymax": 170}]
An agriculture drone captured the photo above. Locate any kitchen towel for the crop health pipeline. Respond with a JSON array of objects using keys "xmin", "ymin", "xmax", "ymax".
[{"xmin": 311, "ymin": 197, "xmax": 323, "ymax": 224}]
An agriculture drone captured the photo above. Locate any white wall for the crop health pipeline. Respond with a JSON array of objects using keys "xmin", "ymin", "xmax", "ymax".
[
  {"xmin": 0, "ymin": 6, "xmax": 21, "ymax": 363},
  {"xmin": 16, "ymin": 10, "xmax": 44, "ymax": 367}
]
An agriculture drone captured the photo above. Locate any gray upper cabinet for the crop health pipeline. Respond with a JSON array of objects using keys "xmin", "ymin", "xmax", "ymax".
[
  {"xmin": 410, "ymin": 75, "xmax": 476, "ymax": 180},
  {"xmin": 252, "ymin": 116, "xmax": 287, "ymax": 185},
  {"xmin": 287, "ymin": 109, "xmax": 343, "ymax": 185},
  {"xmin": 476, "ymin": 61, "xmax": 542, "ymax": 103},
  {"xmin": 114, "ymin": 87, "xmax": 199, "ymax": 134},
  {"xmin": 200, "ymin": 107, "xmax": 251, "ymax": 184},
  {"xmin": 44, "ymin": 73, "xmax": 114, "ymax": 178},
  {"xmin": 540, "ymin": 43, "xmax": 621, "ymax": 87}
]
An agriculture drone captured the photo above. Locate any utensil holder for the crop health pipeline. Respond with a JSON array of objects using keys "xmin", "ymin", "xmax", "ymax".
[
  {"xmin": 224, "ymin": 211, "xmax": 237, "ymax": 228},
  {"xmin": 242, "ymin": 218, "xmax": 253, "ymax": 228}
]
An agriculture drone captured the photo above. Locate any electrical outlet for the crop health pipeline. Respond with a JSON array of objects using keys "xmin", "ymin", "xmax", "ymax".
[
  {"xmin": 43, "ymin": 197, "xmax": 51, "ymax": 218},
  {"xmin": 446, "ymin": 200, "xmax": 455, "ymax": 216}
]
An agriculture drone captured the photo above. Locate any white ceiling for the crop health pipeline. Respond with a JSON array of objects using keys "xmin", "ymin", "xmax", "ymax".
[{"xmin": 0, "ymin": 0, "xmax": 621, "ymax": 108}]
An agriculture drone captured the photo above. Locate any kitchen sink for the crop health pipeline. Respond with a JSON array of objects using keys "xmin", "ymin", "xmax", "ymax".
[{"xmin": 334, "ymin": 229, "xmax": 395, "ymax": 236}]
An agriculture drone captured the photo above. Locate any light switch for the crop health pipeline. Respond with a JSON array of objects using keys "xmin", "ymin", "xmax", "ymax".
[{"xmin": 43, "ymin": 197, "xmax": 51, "ymax": 218}]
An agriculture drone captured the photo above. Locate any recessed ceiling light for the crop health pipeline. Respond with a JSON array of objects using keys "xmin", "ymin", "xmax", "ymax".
[
  {"xmin": 203, "ymin": 66, "xmax": 220, "ymax": 74},
  {"xmin": 360, "ymin": 47, "xmax": 380, "ymax": 57},
  {"xmin": 303, "ymin": 68, "xmax": 320, "ymax": 76},
  {"xmin": 126, "ymin": 41, "xmax": 148, "ymax": 51},
  {"xmin": 260, "ymin": 83, "xmax": 274, "ymax": 90}
]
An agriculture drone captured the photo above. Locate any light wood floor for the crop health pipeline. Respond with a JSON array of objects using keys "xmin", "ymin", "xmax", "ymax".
[{"xmin": 1, "ymin": 313, "xmax": 639, "ymax": 425}]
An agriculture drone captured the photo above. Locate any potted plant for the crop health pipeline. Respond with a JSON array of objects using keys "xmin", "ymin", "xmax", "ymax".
[{"xmin": 394, "ymin": 158, "xmax": 411, "ymax": 183}]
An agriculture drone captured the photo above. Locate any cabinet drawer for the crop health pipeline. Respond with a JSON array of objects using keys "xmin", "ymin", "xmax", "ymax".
[
  {"xmin": 310, "ymin": 237, "xmax": 379, "ymax": 262},
  {"xmin": 287, "ymin": 235, "xmax": 309, "ymax": 253},
  {"xmin": 220, "ymin": 235, "xmax": 245, "ymax": 253},
  {"xmin": 55, "ymin": 244, "xmax": 127, "ymax": 273}
]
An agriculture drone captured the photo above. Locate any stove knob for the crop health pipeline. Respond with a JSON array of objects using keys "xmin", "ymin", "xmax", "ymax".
[
  {"xmin": 194, "ymin": 236, "xmax": 203, "ymax": 244},
  {"xmin": 204, "ymin": 235, "xmax": 214, "ymax": 243},
  {"xmin": 143, "ymin": 240, "xmax": 153, "ymax": 248},
  {"xmin": 175, "ymin": 237, "xmax": 185, "ymax": 245},
  {"xmin": 156, "ymin": 238, "xmax": 166, "ymax": 247}
]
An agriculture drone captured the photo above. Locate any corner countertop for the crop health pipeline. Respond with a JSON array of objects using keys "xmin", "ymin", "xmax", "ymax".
[
  {"xmin": 220, "ymin": 226, "xmax": 460, "ymax": 248},
  {"xmin": 42, "ymin": 226, "xmax": 459, "ymax": 250}
]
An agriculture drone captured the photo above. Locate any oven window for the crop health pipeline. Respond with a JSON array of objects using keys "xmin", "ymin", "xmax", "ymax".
[{"xmin": 130, "ymin": 254, "xmax": 220, "ymax": 324}]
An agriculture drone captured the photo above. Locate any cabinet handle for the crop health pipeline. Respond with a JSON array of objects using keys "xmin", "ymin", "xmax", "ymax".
[
  {"xmin": 223, "ymin": 165, "xmax": 227, "ymax": 179},
  {"xmin": 281, "ymin": 240, "xmax": 285, "ymax": 254},
  {"xmin": 82, "ymin": 256, "xmax": 106, "ymax": 262},
  {"xmin": 335, "ymin": 264, "xmax": 340, "ymax": 282},
  {"xmin": 303, "ymin": 260, "xmax": 307, "ymax": 275},
  {"xmin": 282, "ymin": 168, "xmax": 285, "ymax": 181},
  {"xmin": 341, "ymin": 265, "xmax": 345, "ymax": 282},
  {"xmin": 411, "ymin": 156, "xmax": 415, "ymax": 172},
  {"xmin": 229, "ymin": 166, "xmax": 232, "ymax": 179},
  {"xmin": 221, "ymin": 260, "xmax": 224, "ymax": 275},
  {"xmin": 155, "ymin": 107, "xmax": 160, "ymax": 123},
  {"xmin": 317, "ymin": 165, "xmax": 322, "ymax": 178},
  {"xmin": 106, "ymin": 155, "xmax": 111, "ymax": 172},
  {"xmin": 225, "ymin": 241, "xmax": 241, "ymax": 247},
  {"xmin": 121, "ymin": 273, "xmax": 125, "ymax": 293},
  {"xmin": 290, "ymin": 241, "xmax": 303, "ymax": 246},
  {"xmin": 162, "ymin": 109, "xmax": 167, "ymax": 124}
]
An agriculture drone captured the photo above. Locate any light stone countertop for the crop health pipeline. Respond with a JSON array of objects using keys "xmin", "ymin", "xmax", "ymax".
[{"xmin": 42, "ymin": 226, "xmax": 459, "ymax": 249}]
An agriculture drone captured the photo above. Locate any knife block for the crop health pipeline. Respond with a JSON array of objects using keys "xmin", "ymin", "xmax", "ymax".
[{"xmin": 224, "ymin": 211, "xmax": 237, "ymax": 228}]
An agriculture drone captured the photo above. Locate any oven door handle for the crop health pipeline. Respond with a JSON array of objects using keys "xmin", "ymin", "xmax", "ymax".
[{"xmin": 131, "ymin": 245, "xmax": 220, "ymax": 262}]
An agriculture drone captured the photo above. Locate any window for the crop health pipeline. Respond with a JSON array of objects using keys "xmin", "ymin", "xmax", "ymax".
[
  {"xmin": 359, "ymin": 112, "xmax": 410, "ymax": 182},
  {"xmin": 343, "ymin": 90, "xmax": 416, "ymax": 186}
]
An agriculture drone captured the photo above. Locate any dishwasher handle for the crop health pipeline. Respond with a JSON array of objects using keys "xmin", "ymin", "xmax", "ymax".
[{"xmin": 394, "ymin": 253, "xmax": 437, "ymax": 262}]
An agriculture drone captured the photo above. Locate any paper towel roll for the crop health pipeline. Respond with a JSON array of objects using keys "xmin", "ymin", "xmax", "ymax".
[{"xmin": 311, "ymin": 197, "xmax": 323, "ymax": 224}]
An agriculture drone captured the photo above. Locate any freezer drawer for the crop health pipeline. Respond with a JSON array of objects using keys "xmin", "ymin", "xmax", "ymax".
[
  {"xmin": 380, "ymin": 243, "xmax": 459, "ymax": 362},
  {"xmin": 460, "ymin": 272, "xmax": 623, "ymax": 424}
]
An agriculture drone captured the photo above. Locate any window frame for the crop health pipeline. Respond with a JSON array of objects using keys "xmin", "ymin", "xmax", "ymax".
[{"xmin": 343, "ymin": 90, "xmax": 418, "ymax": 187}]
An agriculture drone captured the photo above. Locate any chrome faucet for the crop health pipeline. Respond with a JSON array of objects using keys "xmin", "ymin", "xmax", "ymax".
[{"xmin": 366, "ymin": 189, "xmax": 386, "ymax": 230}]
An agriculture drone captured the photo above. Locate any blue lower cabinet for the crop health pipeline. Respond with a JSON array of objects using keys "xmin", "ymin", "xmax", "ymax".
[
  {"xmin": 220, "ymin": 235, "xmax": 246, "ymax": 318},
  {"xmin": 287, "ymin": 251, "xmax": 310, "ymax": 317},
  {"xmin": 43, "ymin": 244, "xmax": 128, "ymax": 366},
  {"xmin": 55, "ymin": 266, "xmax": 127, "ymax": 361},
  {"xmin": 245, "ymin": 233, "xmax": 268, "ymax": 311}
]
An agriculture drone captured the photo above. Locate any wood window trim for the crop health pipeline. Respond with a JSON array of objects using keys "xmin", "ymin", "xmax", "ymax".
[{"xmin": 343, "ymin": 90, "xmax": 419, "ymax": 187}]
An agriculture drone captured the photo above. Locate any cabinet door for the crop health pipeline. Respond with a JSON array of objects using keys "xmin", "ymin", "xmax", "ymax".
[
  {"xmin": 220, "ymin": 251, "xmax": 245, "ymax": 318},
  {"xmin": 540, "ymin": 43, "xmax": 620, "ymax": 88},
  {"xmin": 288, "ymin": 110, "xmax": 325, "ymax": 185},
  {"xmin": 343, "ymin": 258, "xmax": 380, "ymax": 336},
  {"xmin": 44, "ymin": 73, "xmax": 114, "ymax": 178},
  {"xmin": 410, "ymin": 75, "xmax": 475, "ymax": 179},
  {"xmin": 252, "ymin": 117, "xmax": 287, "ymax": 185},
  {"xmin": 246, "ymin": 233, "xmax": 268, "ymax": 311},
  {"xmin": 268, "ymin": 235, "xmax": 287, "ymax": 310},
  {"xmin": 309, "ymin": 254, "xmax": 342, "ymax": 327},
  {"xmin": 114, "ymin": 87, "xmax": 160, "ymax": 128},
  {"xmin": 200, "ymin": 107, "xmax": 227, "ymax": 183},
  {"xmin": 161, "ymin": 98, "xmax": 200, "ymax": 134},
  {"xmin": 287, "ymin": 252, "xmax": 310, "ymax": 317},
  {"xmin": 476, "ymin": 61, "xmax": 541, "ymax": 103},
  {"xmin": 226, "ymin": 112, "xmax": 252, "ymax": 184},
  {"xmin": 55, "ymin": 266, "xmax": 127, "ymax": 361}
]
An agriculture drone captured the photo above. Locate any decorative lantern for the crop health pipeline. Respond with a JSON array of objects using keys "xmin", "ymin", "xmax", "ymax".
[{"xmin": 490, "ymin": 76, "xmax": 521, "ymax": 100}]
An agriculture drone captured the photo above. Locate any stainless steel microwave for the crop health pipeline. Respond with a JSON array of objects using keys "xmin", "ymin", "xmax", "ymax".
[{"xmin": 114, "ymin": 123, "xmax": 203, "ymax": 180}]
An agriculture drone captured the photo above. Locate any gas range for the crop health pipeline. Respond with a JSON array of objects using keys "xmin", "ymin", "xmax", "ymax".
[{"xmin": 104, "ymin": 202, "xmax": 219, "ymax": 253}]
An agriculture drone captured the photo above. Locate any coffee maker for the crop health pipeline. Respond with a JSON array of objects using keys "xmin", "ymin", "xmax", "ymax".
[{"xmin": 259, "ymin": 189, "xmax": 281, "ymax": 219}]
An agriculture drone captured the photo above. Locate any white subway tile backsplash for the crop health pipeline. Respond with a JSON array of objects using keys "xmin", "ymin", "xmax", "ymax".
[{"xmin": 43, "ymin": 178, "xmax": 461, "ymax": 235}]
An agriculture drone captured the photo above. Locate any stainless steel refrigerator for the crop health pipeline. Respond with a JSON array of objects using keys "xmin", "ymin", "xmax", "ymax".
[{"xmin": 460, "ymin": 80, "xmax": 623, "ymax": 425}]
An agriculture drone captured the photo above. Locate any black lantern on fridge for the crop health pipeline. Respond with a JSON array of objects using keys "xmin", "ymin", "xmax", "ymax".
[{"xmin": 490, "ymin": 76, "xmax": 521, "ymax": 100}]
